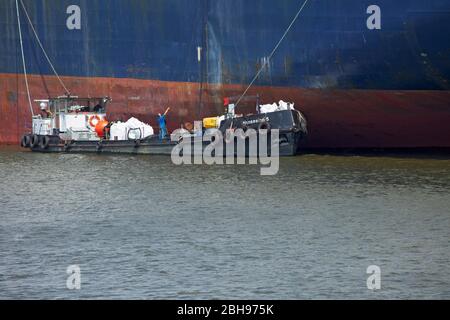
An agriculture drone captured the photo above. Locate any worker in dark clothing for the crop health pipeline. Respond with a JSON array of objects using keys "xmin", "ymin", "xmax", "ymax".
[{"xmin": 40, "ymin": 102, "xmax": 53, "ymax": 118}]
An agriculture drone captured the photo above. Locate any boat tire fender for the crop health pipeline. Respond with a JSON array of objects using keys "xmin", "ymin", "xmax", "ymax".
[
  {"xmin": 258, "ymin": 122, "xmax": 271, "ymax": 132},
  {"xmin": 30, "ymin": 135, "xmax": 40, "ymax": 148},
  {"xmin": 39, "ymin": 136, "xmax": 50, "ymax": 150},
  {"xmin": 21, "ymin": 135, "xmax": 30, "ymax": 148}
]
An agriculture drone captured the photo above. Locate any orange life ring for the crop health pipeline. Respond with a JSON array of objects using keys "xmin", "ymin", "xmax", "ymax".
[{"xmin": 88, "ymin": 115, "xmax": 101, "ymax": 127}]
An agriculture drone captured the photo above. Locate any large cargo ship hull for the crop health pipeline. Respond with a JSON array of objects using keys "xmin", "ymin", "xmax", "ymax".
[
  {"xmin": 1, "ymin": 0, "xmax": 450, "ymax": 148},
  {"xmin": 2, "ymin": 73, "xmax": 449, "ymax": 148}
]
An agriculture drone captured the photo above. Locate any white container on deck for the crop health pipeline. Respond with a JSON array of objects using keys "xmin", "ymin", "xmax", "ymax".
[{"xmin": 110, "ymin": 118, "xmax": 154, "ymax": 141}]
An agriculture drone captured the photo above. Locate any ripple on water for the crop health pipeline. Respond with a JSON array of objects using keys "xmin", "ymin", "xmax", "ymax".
[{"xmin": 0, "ymin": 148, "xmax": 449, "ymax": 299}]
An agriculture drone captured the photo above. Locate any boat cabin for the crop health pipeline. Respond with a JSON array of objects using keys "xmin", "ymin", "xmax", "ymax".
[{"xmin": 32, "ymin": 96, "xmax": 111, "ymax": 141}]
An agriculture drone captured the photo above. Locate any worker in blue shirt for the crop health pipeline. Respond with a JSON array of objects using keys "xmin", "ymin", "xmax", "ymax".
[{"xmin": 158, "ymin": 107, "xmax": 171, "ymax": 141}]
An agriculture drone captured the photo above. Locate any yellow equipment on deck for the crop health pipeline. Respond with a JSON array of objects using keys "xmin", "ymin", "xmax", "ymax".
[{"xmin": 203, "ymin": 116, "xmax": 220, "ymax": 129}]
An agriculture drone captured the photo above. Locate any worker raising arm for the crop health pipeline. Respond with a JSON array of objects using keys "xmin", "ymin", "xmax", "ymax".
[{"xmin": 158, "ymin": 107, "xmax": 171, "ymax": 141}]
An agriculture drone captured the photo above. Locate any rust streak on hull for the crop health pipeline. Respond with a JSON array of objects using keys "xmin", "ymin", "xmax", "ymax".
[{"xmin": 1, "ymin": 73, "xmax": 450, "ymax": 149}]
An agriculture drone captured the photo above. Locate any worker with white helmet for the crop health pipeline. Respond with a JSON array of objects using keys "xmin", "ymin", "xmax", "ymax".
[{"xmin": 39, "ymin": 102, "xmax": 52, "ymax": 118}]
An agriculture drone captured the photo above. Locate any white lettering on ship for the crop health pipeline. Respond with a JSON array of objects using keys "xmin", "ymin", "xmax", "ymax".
[
  {"xmin": 367, "ymin": 5, "xmax": 381, "ymax": 30},
  {"xmin": 66, "ymin": 5, "xmax": 81, "ymax": 30}
]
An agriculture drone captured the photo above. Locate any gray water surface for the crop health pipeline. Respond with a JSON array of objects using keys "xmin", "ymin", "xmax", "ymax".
[{"xmin": 0, "ymin": 147, "xmax": 449, "ymax": 299}]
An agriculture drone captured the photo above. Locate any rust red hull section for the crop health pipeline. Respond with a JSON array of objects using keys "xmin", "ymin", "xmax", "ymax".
[{"xmin": 1, "ymin": 73, "xmax": 450, "ymax": 149}]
